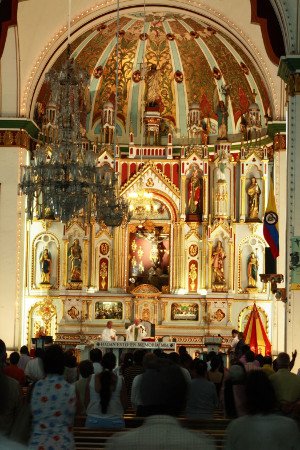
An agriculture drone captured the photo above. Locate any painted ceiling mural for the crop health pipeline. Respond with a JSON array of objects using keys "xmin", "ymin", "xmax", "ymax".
[{"xmin": 34, "ymin": 11, "xmax": 271, "ymax": 141}]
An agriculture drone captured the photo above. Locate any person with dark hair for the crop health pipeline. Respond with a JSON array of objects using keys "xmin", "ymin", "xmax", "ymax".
[
  {"xmin": 89, "ymin": 348, "xmax": 103, "ymax": 374},
  {"xmin": 106, "ymin": 359, "xmax": 216, "ymax": 450},
  {"xmin": 63, "ymin": 349, "xmax": 78, "ymax": 383},
  {"xmin": 223, "ymin": 363, "xmax": 247, "ymax": 418},
  {"xmin": 124, "ymin": 349, "xmax": 145, "ymax": 402},
  {"xmin": 270, "ymin": 351, "xmax": 300, "ymax": 413},
  {"xmin": 224, "ymin": 370, "xmax": 300, "ymax": 450},
  {"xmin": 234, "ymin": 332, "xmax": 245, "ymax": 359},
  {"xmin": 186, "ymin": 359, "xmax": 218, "ymax": 420},
  {"xmin": 207, "ymin": 354, "xmax": 224, "ymax": 396},
  {"xmin": 29, "ymin": 344, "xmax": 76, "ymax": 449},
  {"xmin": 0, "ymin": 339, "xmax": 22, "ymax": 438},
  {"xmin": 239, "ymin": 344, "xmax": 250, "ymax": 365},
  {"xmin": 18, "ymin": 346, "xmax": 30, "ymax": 371},
  {"xmin": 244, "ymin": 350, "xmax": 261, "ymax": 372},
  {"xmin": 168, "ymin": 352, "xmax": 191, "ymax": 383},
  {"xmin": 131, "ymin": 353, "xmax": 158, "ymax": 415},
  {"xmin": 85, "ymin": 352, "xmax": 127, "ymax": 429},
  {"xmin": 117, "ymin": 351, "xmax": 134, "ymax": 376},
  {"xmin": 4, "ymin": 352, "xmax": 26, "ymax": 386},
  {"xmin": 262, "ymin": 356, "xmax": 275, "ymax": 377},
  {"xmin": 75, "ymin": 360, "xmax": 94, "ymax": 415}
]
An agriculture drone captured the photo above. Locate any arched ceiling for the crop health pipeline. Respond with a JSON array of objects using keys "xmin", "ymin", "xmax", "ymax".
[{"xmin": 34, "ymin": 8, "xmax": 272, "ymax": 142}]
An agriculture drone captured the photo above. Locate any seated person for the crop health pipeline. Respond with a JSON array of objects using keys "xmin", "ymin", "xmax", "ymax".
[
  {"xmin": 186, "ymin": 359, "xmax": 218, "ymax": 420},
  {"xmin": 106, "ymin": 359, "xmax": 216, "ymax": 450},
  {"xmin": 85, "ymin": 352, "xmax": 127, "ymax": 429},
  {"xmin": 4, "ymin": 352, "xmax": 26, "ymax": 386},
  {"xmin": 224, "ymin": 370, "xmax": 300, "ymax": 450},
  {"xmin": 0, "ymin": 340, "xmax": 22, "ymax": 438}
]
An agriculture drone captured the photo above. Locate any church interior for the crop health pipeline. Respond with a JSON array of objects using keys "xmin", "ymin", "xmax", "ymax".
[{"xmin": 1, "ymin": 0, "xmax": 300, "ymax": 359}]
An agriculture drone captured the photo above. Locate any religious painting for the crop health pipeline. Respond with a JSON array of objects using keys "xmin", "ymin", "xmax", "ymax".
[
  {"xmin": 128, "ymin": 223, "xmax": 170, "ymax": 291},
  {"xmin": 171, "ymin": 303, "xmax": 199, "ymax": 321},
  {"xmin": 209, "ymin": 301, "xmax": 227, "ymax": 323},
  {"xmin": 64, "ymin": 298, "xmax": 84, "ymax": 321},
  {"xmin": 95, "ymin": 301, "xmax": 123, "ymax": 320}
]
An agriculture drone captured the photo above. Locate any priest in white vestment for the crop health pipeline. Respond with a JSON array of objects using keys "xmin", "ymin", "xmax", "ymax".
[
  {"xmin": 126, "ymin": 318, "xmax": 147, "ymax": 341},
  {"xmin": 101, "ymin": 320, "xmax": 117, "ymax": 341}
]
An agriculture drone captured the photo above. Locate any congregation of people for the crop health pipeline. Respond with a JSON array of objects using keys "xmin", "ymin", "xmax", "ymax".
[{"xmin": 1, "ymin": 326, "xmax": 300, "ymax": 449}]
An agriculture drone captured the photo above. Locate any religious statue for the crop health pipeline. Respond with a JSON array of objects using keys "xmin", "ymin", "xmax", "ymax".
[
  {"xmin": 247, "ymin": 177, "xmax": 261, "ymax": 219},
  {"xmin": 247, "ymin": 252, "xmax": 258, "ymax": 287},
  {"xmin": 68, "ymin": 239, "xmax": 82, "ymax": 281},
  {"xmin": 212, "ymin": 240, "xmax": 226, "ymax": 284},
  {"xmin": 145, "ymin": 64, "xmax": 162, "ymax": 107},
  {"xmin": 188, "ymin": 169, "xmax": 201, "ymax": 214},
  {"xmin": 218, "ymin": 117, "xmax": 227, "ymax": 140},
  {"xmin": 39, "ymin": 248, "xmax": 51, "ymax": 284}
]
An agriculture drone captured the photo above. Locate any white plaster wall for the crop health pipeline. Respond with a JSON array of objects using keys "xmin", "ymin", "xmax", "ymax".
[
  {"xmin": 0, "ymin": 147, "xmax": 24, "ymax": 349},
  {"xmin": 1, "ymin": 27, "xmax": 18, "ymax": 116}
]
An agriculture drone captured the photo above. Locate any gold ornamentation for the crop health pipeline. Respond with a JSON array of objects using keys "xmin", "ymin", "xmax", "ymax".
[
  {"xmin": 189, "ymin": 244, "xmax": 198, "ymax": 257},
  {"xmin": 34, "ymin": 297, "xmax": 56, "ymax": 335},
  {"xmin": 248, "ymin": 223, "xmax": 258, "ymax": 234},
  {"xmin": 131, "ymin": 256, "xmax": 137, "ymax": 267},
  {"xmin": 189, "ymin": 263, "xmax": 197, "ymax": 291},
  {"xmin": 146, "ymin": 178, "xmax": 154, "ymax": 187},
  {"xmin": 100, "ymin": 242, "xmax": 109, "ymax": 255},
  {"xmin": 99, "ymin": 260, "xmax": 108, "ymax": 289},
  {"xmin": 137, "ymin": 245, "xmax": 144, "ymax": 259},
  {"xmin": 138, "ymin": 261, "xmax": 144, "ymax": 272},
  {"xmin": 131, "ymin": 239, "xmax": 137, "ymax": 252}
]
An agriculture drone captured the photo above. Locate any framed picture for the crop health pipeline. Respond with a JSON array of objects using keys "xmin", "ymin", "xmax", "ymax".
[
  {"xmin": 95, "ymin": 301, "xmax": 123, "ymax": 320},
  {"xmin": 171, "ymin": 303, "xmax": 199, "ymax": 321}
]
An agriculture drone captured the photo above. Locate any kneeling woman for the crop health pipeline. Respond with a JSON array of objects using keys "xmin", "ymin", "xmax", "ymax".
[{"xmin": 85, "ymin": 352, "xmax": 127, "ymax": 429}]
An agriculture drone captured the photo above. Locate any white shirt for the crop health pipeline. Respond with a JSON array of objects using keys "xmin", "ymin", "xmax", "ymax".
[
  {"xmin": 101, "ymin": 327, "xmax": 116, "ymax": 341},
  {"xmin": 126, "ymin": 324, "xmax": 147, "ymax": 341}
]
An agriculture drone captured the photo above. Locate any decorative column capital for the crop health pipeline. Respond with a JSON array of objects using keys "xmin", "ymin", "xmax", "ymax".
[{"xmin": 278, "ymin": 56, "xmax": 300, "ymax": 96}]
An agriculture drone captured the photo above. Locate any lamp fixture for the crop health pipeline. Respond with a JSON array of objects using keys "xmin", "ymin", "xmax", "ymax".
[
  {"xmin": 19, "ymin": 0, "xmax": 129, "ymax": 227},
  {"xmin": 128, "ymin": 179, "xmax": 159, "ymax": 219}
]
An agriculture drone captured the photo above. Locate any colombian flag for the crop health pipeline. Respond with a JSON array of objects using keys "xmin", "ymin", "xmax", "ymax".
[{"xmin": 263, "ymin": 178, "xmax": 279, "ymax": 258}]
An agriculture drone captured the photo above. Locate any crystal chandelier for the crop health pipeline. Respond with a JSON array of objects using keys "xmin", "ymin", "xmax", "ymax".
[{"xmin": 19, "ymin": 46, "xmax": 128, "ymax": 227}]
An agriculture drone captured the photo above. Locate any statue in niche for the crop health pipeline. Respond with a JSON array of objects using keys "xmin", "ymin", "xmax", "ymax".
[
  {"xmin": 68, "ymin": 239, "xmax": 82, "ymax": 281},
  {"xmin": 188, "ymin": 169, "xmax": 201, "ymax": 214},
  {"xmin": 247, "ymin": 252, "xmax": 258, "ymax": 287},
  {"xmin": 212, "ymin": 240, "xmax": 226, "ymax": 284},
  {"xmin": 215, "ymin": 152, "xmax": 228, "ymax": 217},
  {"xmin": 39, "ymin": 248, "xmax": 52, "ymax": 284},
  {"xmin": 145, "ymin": 63, "xmax": 166, "ymax": 107},
  {"xmin": 247, "ymin": 177, "xmax": 261, "ymax": 219}
]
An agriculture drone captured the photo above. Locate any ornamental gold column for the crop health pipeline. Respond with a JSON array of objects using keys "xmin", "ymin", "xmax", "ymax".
[{"xmin": 111, "ymin": 222, "xmax": 127, "ymax": 291}]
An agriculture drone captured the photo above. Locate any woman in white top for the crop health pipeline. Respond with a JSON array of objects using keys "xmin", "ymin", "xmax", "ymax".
[{"xmin": 85, "ymin": 352, "xmax": 127, "ymax": 429}]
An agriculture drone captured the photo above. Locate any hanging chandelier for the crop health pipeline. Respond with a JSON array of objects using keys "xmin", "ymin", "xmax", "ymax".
[
  {"xmin": 128, "ymin": 178, "xmax": 159, "ymax": 219},
  {"xmin": 19, "ymin": 45, "xmax": 129, "ymax": 227}
]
